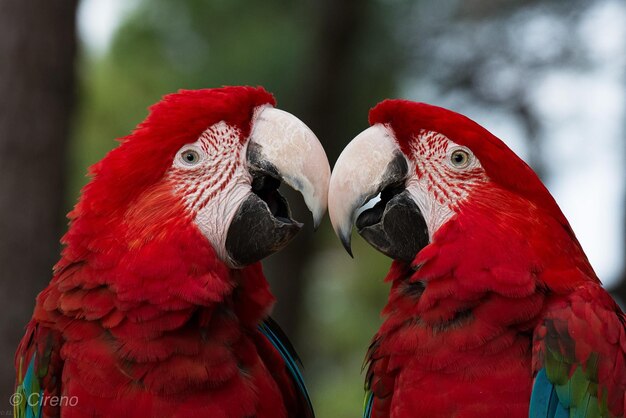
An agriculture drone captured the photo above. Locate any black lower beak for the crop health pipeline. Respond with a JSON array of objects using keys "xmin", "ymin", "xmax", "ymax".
[
  {"xmin": 225, "ymin": 173, "xmax": 302, "ymax": 267},
  {"xmin": 355, "ymin": 188, "xmax": 429, "ymax": 263}
]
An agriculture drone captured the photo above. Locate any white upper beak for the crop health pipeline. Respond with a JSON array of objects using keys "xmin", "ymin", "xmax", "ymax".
[
  {"xmin": 328, "ymin": 124, "xmax": 403, "ymax": 254},
  {"xmin": 250, "ymin": 107, "xmax": 330, "ymax": 228}
]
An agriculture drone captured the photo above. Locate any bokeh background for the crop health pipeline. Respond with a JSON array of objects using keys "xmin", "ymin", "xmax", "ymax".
[{"xmin": 1, "ymin": 0, "xmax": 625, "ymax": 416}]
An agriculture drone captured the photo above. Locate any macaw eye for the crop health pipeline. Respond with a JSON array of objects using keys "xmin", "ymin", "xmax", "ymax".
[
  {"xmin": 450, "ymin": 149, "xmax": 471, "ymax": 168},
  {"xmin": 180, "ymin": 149, "xmax": 201, "ymax": 166}
]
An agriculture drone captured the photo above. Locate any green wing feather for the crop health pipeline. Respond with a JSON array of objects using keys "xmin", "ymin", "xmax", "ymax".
[
  {"xmin": 14, "ymin": 324, "xmax": 62, "ymax": 418},
  {"xmin": 533, "ymin": 284, "xmax": 625, "ymax": 418},
  {"xmin": 15, "ymin": 352, "xmax": 44, "ymax": 418}
]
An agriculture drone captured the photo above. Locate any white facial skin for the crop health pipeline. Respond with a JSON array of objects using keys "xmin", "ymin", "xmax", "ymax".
[
  {"xmin": 168, "ymin": 121, "xmax": 252, "ymax": 265},
  {"xmin": 404, "ymin": 129, "xmax": 489, "ymax": 239},
  {"xmin": 329, "ymin": 124, "xmax": 491, "ymax": 255},
  {"xmin": 165, "ymin": 106, "xmax": 330, "ymax": 267},
  {"xmin": 250, "ymin": 107, "xmax": 329, "ymax": 227}
]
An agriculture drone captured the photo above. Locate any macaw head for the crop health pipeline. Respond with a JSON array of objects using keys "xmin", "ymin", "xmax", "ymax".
[
  {"xmin": 329, "ymin": 99, "xmax": 577, "ymax": 265},
  {"xmin": 72, "ymin": 86, "xmax": 330, "ymax": 268}
]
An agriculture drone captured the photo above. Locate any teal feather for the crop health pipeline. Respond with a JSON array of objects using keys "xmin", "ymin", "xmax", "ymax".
[
  {"xmin": 531, "ymin": 364, "xmax": 607, "ymax": 417},
  {"xmin": 530, "ymin": 368, "xmax": 569, "ymax": 417},
  {"xmin": 258, "ymin": 318, "xmax": 314, "ymax": 417},
  {"xmin": 16, "ymin": 354, "xmax": 43, "ymax": 418}
]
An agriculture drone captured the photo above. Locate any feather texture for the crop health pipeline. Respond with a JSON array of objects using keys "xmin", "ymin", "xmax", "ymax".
[
  {"xmin": 258, "ymin": 318, "xmax": 314, "ymax": 417},
  {"xmin": 359, "ymin": 100, "xmax": 626, "ymax": 417},
  {"xmin": 532, "ymin": 284, "xmax": 626, "ymax": 417},
  {"xmin": 14, "ymin": 87, "xmax": 310, "ymax": 417}
]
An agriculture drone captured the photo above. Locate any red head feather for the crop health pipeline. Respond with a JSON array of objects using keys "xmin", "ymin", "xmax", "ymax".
[
  {"xmin": 369, "ymin": 99, "xmax": 597, "ymax": 288},
  {"xmin": 81, "ymin": 86, "xmax": 275, "ymax": 216},
  {"xmin": 58, "ymin": 86, "xmax": 275, "ymax": 287},
  {"xmin": 369, "ymin": 100, "xmax": 569, "ymax": 227}
]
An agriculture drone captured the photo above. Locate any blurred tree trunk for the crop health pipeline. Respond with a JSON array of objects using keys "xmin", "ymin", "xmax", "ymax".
[
  {"xmin": 264, "ymin": 0, "xmax": 368, "ymax": 337},
  {"xmin": 0, "ymin": 0, "xmax": 78, "ymax": 402}
]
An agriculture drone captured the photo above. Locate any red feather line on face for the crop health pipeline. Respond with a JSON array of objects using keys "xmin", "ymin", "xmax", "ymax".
[
  {"xmin": 173, "ymin": 123, "xmax": 244, "ymax": 213},
  {"xmin": 369, "ymin": 100, "xmax": 569, "ymax": 229},
  {"xmin": 78, "ymin": 86, "xmax": 274, "ymax": 225},
  {"xmin": 411, "ymin": 130, "xmax": 488, "ymax": 211}
]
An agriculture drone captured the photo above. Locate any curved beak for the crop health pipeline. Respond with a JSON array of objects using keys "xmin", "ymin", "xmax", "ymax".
[
  {"xmin": 249, "ymin": 107, "xmax": 330, "ymax": 228},
  {"xmin": 225, "ymin": 106, "xmax": 330, "ymax": 266},
  {"xmin": 328, "ymin": 124, "xmax": 428, "ymax": 261}
]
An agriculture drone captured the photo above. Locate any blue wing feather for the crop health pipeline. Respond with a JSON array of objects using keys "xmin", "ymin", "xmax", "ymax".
[
  {"xmin": 258, "ymin": 318, "xmax": 314, "ymax": 417},
  {"xmin": 16, "ymin": 353, "xmax": 43, "ymax": 418},
  {"xmin": 530, "ymin": 368, "xmax": 570, "ymax": 418}
]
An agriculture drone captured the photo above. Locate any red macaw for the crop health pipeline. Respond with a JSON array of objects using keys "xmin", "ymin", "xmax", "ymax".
[
  {"xmin": 328, "ymin": 99, "xmax": 626, "ymax": 417},
  {"xmin": 14, "ymin": 86, "xmax": 329, "ymax": 418}
]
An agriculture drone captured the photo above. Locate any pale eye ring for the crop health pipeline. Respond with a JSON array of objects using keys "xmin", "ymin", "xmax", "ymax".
[
  {"xmin": 450, "ymin": 148, "xmax": 471, "ymax": 168},
  {"xmin": 180, "ymin": 149, "xmax": 201, "ymax": 166}
]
